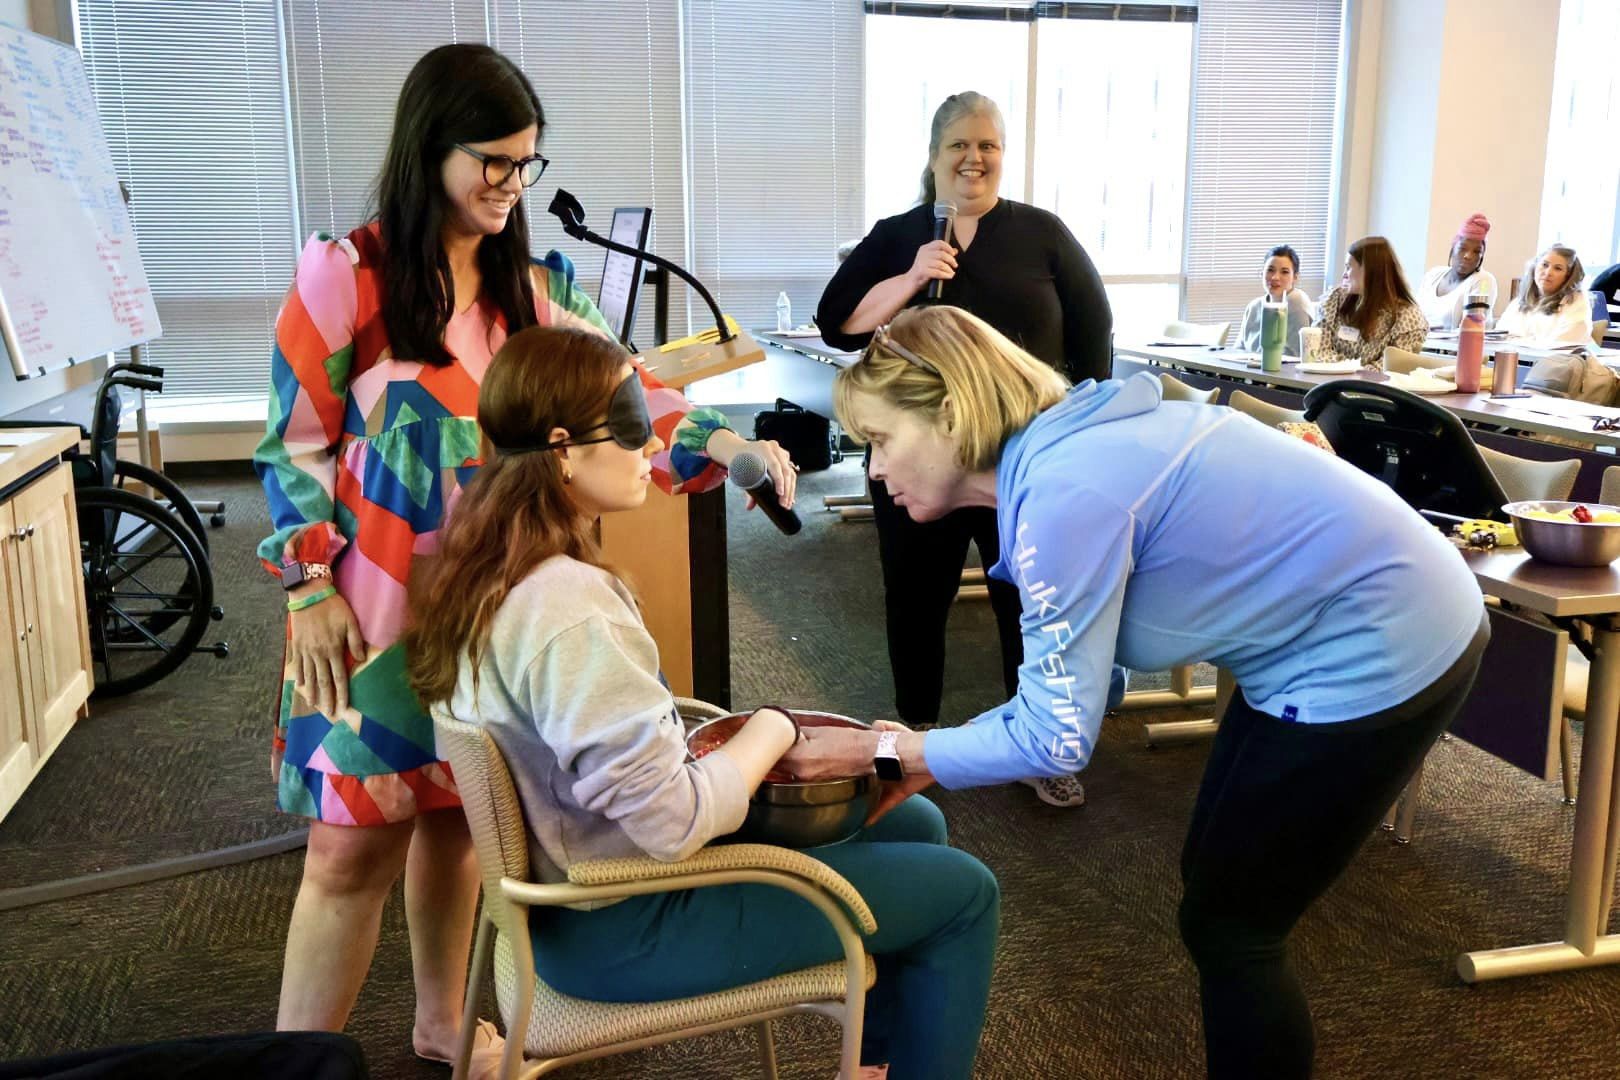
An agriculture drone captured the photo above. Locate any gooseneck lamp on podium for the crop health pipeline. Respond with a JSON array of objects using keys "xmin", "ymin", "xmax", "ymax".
[
  {"xmin": 545, "ymin": 189, "xmax": 764, "ymax": 706},
  {"xmin": 547, "ymin": 189, "xmax": 763, "ymax": 389}
]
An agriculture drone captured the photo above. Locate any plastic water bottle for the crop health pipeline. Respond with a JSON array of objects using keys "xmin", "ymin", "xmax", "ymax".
[
  {"xmin": 1261, "ymin": 299, "xmax": 1286, "ymax": 372},
  {"xmin": 776, "ymin": 291, "xmax": 792, "ymax": 333}
]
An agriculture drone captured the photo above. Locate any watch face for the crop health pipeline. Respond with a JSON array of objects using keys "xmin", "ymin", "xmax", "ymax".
[
  {"xmin": 875, "ymin": 755, "xmax": 904, "ymax": 782},
  {"xmin": 281, "ymin": 562, "xmax": 305, "ymax": 590}
]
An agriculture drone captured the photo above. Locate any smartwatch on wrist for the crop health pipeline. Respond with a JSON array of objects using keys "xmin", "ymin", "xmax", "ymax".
[
  {"xmin": 281, "ymin": 561, "xmax": 332, "ymax": 591},
  {"xmin": 874, "ymin": 730, "xmax": 904, "ymax": 782}
]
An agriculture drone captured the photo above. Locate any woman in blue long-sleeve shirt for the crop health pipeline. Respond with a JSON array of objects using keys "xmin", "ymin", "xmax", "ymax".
[{"xmin": 783, "ymin": 305, "xmax": 1488, "ymax": 1080}]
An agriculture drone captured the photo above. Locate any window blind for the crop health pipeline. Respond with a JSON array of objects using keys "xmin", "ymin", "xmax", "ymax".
[
  {"xmin": 684, "ymin": 0, "xmax": 865, "ymax": 333},
  {"xmin": 490, "ymin": 0, "xmax": 688, "ymax": 339},
  {"xmin": 1183, "ymin": 0, "xmax": 1342, "ymax": 331},
  {"xmin": 76, "ymin": 0, "xmax": 296, "ymax": 398},
  {"xmin": 284, "ymin": 0, "xmax": 487, "ymax": 240},
  {"xmin": 1538, "ymin": 0, "xmax": 1620, "ymax": 268}
]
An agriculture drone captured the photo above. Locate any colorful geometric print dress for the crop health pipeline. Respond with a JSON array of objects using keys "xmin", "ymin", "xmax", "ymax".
[{"xmin": 254, "ymin": 225, "xmax": 732, "ymax": 826}]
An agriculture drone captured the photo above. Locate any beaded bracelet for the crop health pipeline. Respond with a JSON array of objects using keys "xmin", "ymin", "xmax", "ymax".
[
  {"xmin": 752, "ymin": 705, "xmax": 804, "ymax": 742},
  {"xmin": 287, "ymin": 584, "xmax": 338, "ymax": 612}
]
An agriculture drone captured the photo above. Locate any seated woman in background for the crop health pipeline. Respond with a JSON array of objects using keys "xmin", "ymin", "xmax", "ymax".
[
  {"xmin": 1415, "ymin": 213, "xmax": 1499, "ymax": 329},
  {"xmin": 1314, "ymin": 236, "xmax": 1427, "ymax": 369},
  {"xmin": 404, "ymin": 326, "xmax": 1000, "ymax": 1080},
  {"xmin": 1237, "ymin": 245, "xmax": 1313, "ymax": 355},
  {"xmin": 1593, "ymin": 261, "xmax": 1620, "ymax": 307},
  {"xmin": 1496, "ymin": 244, "xmax": 1594, "ymax": 348}
]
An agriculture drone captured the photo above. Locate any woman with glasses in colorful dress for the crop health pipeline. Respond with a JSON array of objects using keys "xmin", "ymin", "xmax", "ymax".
[
  {"xmin": 253, "ymin": 43, "xmax": 793, "ymax": 1062},
  {"xmin": 816, "ymin": 91, "xmax": 1111, "ymax": 809}
]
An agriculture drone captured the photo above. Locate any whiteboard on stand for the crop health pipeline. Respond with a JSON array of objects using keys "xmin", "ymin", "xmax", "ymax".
[{"xmin": 0, "ymin": 22, "xmax": 160, "ymax": 380}]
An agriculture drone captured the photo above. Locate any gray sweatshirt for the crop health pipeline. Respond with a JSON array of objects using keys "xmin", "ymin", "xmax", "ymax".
[{"xmin": 432, "ymin": 555, "xmax": 749, "ymax": 896}]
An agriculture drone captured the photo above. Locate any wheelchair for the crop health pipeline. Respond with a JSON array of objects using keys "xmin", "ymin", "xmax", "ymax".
[{"xmin": 69, "ymin": 360, "xmax": 229, "ymax": 697}]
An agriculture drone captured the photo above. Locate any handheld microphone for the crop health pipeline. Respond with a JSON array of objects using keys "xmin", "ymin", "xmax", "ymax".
[
  {"xmin": 728, "ymin": 451, "xmax": 802, "ymax": 536},
  {"xmin": 927, "ymin": 201, "xmax": 957, "ymax": 301}
]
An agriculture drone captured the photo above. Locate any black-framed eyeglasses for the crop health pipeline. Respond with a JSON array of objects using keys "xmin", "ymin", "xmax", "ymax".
[
  {"xmin": 1593, "ymin": 416, "xmax": 1619, "ymax": 432},
  {"xmin": 860, "ymin": 323, "xmax": 939, "ymax": 375},
  {"xmin": 454, "ymin": 143, "xmax": 549, "ymax": 188}
]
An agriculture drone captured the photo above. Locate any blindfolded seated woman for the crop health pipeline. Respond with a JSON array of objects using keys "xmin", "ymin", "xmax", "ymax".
[
  {"xmin": 780, "ymin": 306, "xmax": 1488, "ymax": 1080},
  {"xmin": 404, "ymin": 326, "xmax": 1001, "ymax": 1080}
]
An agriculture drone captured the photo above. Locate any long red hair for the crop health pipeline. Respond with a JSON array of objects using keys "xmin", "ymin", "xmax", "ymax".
[{"xmin": 405, "ymin": 326, "xmax": 628, "ymax": 707}]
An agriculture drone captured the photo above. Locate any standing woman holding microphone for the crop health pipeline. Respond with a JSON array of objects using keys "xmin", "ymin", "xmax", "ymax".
[
  {"xmin": 253, "ymin": 43, "xmax": 793, "ymax": 1060},
  {"xmin": 817, "ymin": 92, "xmax": 1112, "ymax": 807}
]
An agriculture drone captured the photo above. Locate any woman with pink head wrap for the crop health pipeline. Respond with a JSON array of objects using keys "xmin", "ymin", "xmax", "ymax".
[{"xmin": 1415, "ymin": 212, "xmax": 1500, "ymax": 329}]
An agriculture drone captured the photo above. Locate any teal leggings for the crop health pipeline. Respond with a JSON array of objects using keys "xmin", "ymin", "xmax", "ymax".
[{"xmin": 530, "ymin": 797, "xmax": 999, "ymax": 1079}]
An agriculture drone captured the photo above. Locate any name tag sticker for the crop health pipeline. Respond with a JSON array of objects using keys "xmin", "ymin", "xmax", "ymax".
[{"xmin": 1337, "ymin": 326, "xmax": 1361, "ymax": 344}]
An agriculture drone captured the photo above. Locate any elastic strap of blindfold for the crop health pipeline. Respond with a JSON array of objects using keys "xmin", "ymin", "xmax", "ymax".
[{"xmin": 491, "ymin": 373, "xmax": 650, "ymax": 456}]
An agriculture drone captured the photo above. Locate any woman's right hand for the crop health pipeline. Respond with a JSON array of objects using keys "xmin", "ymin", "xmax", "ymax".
[
  {"xmin": 288, "ymin": 587, "xmax": 366, "ymax": 718},
  {"xmin": 908, "ymin": 239, "xmax": 957, "ymax": 293}
]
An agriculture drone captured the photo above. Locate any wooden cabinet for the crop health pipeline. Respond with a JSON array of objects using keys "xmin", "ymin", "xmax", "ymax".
[
  {"xmin": 0, "ymin": 531, "xmax": 31, "ymax": 815},
  {"xmin": 0, "ymin": 429, "xmax": 91, "ymax": 824}
]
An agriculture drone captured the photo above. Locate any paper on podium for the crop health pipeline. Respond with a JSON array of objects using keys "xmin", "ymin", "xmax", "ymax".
[{"xmin": 636, "ymin": 316, "xmax": 765, "ymax": 389}]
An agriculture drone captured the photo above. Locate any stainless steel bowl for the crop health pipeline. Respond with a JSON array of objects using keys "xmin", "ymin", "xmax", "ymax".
[
  {"xmin": 686, "ymin": 711, "xmax": 879, "ymax": 848},
  {"xmin": 1504, "ymin": 501, "xmax": 1620, "ymax": 567}
]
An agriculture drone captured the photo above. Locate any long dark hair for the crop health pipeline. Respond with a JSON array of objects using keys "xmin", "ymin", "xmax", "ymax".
[
  {"xmin": 1341, "ymin": 236, "xmax": 1417, "ymax": 336},
  {"xmin": 375, "ymin": 45, "xmax": 543, "ymax": 367},
  {"xmin": 405, "ymin": 327, "xmax": 630, "ymax": 705}
]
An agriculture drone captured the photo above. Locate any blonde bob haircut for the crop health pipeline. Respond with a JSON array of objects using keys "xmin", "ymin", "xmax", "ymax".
[{"xmin": 834, "ymin": 306, "xmax": 1070, "ymax": 472}]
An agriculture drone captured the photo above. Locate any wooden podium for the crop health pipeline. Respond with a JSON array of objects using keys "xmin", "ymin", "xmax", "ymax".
[{"xmin": 599, "ymin": 329, "xmax": 765, "ymax": 707}]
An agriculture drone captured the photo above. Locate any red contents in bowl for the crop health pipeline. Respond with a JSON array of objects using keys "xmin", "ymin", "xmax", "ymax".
[
  {"xmin": 1574, "ymin": 504, "xmax": 1594, "ymax": 523},
  {"xmin": 687, "ymin": 711, "xmax": 867, "ymax": 783}
]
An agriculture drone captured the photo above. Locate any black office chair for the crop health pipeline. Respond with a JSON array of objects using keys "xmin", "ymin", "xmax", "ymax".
[{"xmin": 1303, "ymin": 379, "xmax": 1510, "ymax": 521}]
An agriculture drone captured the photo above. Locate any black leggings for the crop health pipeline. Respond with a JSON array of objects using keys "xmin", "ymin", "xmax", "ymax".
[
  {"xmin": 870, "ymin": 472, "xmax": 1023, "ymax": 726},
  {"xmin": 1179, "ymin": 618, "xmax": 1488, "ymax": 1079}
]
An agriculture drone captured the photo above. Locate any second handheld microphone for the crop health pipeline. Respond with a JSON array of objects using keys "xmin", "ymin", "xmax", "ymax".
[
  {"xmin": 728, "ymin": 451, "xmax": 802, "ymax": 536},
  {"xmin": 926, "ymin": 200, "xmax": 958, "ymax": 301}
]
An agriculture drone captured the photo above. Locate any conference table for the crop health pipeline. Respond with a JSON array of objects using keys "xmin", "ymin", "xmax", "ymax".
[
  {"xmin": 1454, "ymin": 550, "xmax": 1620, "ymax": 984},
  {"xmin": 1120, "ymin": 338, "xmax": 1620, "ymax": 983},
  {"xmin": 1114, "ymin": 341, "xmax": 1620, "ymax": 450}
]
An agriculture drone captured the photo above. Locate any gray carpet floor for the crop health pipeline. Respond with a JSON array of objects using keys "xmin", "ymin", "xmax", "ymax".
[{"xmin": 3, "ymin": 458, "xmax": 1620, "ymax": 1078}]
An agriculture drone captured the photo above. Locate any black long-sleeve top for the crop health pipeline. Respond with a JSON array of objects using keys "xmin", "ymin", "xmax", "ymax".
[
  {"xmin": 816, "ymin": 199, "xmax": 1113, "ymax": 384},
  {"xmin": 1593, "ymin": 262, "xmax": 1620, "ymax": 306}
]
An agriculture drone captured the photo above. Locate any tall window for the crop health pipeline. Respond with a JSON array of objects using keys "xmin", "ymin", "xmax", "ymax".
[
  {"xmin": 1539, "ymin": 0, "xmax": 1620, "ymax": 271},
  {"xmin": 1182, "ymin": 0, "xmax": 1343, "ymax": 334},
  {"xmin": 684, "ymin": 0, "xmax": 865, "ymax": 336},
  {"xmin": 1034, "ymin": 13, "xmax": 1193, "ymax": 337},
  {"xmin": 285, "ymin": 1, "xmax": 484, "ymax": 239},
  {"xmin": 76, "ymin": 0, "xmax": 296, "ymax": 398},
  {"xmin": 491, "ymin": 2, "xmax": 688, "ymax": 337},
  {"xmin": 862, "ymin": 2, "xmax": 1198, "ymax": 337},
  {"xmin": 863, "ymin": 11, "xmax": 1029, "ymax": 229}
]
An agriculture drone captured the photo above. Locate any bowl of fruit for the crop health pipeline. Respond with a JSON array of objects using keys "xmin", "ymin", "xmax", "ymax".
[
  {"xmin": 1504, "ymin": 501, "xmax": 1620, "ymax": 567},
  {"xmin": 686, "ymin": 710, "xmax": 878, "ymax": 848}
]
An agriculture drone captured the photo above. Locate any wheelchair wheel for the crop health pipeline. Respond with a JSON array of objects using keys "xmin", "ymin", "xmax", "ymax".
[
  {"xmin": 110, "ymin": 459, "xmax": 210, "ymax": 555},
  {"xmin": 78, "ymin": 486, "xmax": 213, "ymax": 698}
]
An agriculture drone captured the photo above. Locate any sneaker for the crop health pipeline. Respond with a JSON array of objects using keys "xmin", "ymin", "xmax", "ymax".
[{"xmin": 1023, "ymin": 775, "xmax": 1086, "ymax": 808}]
